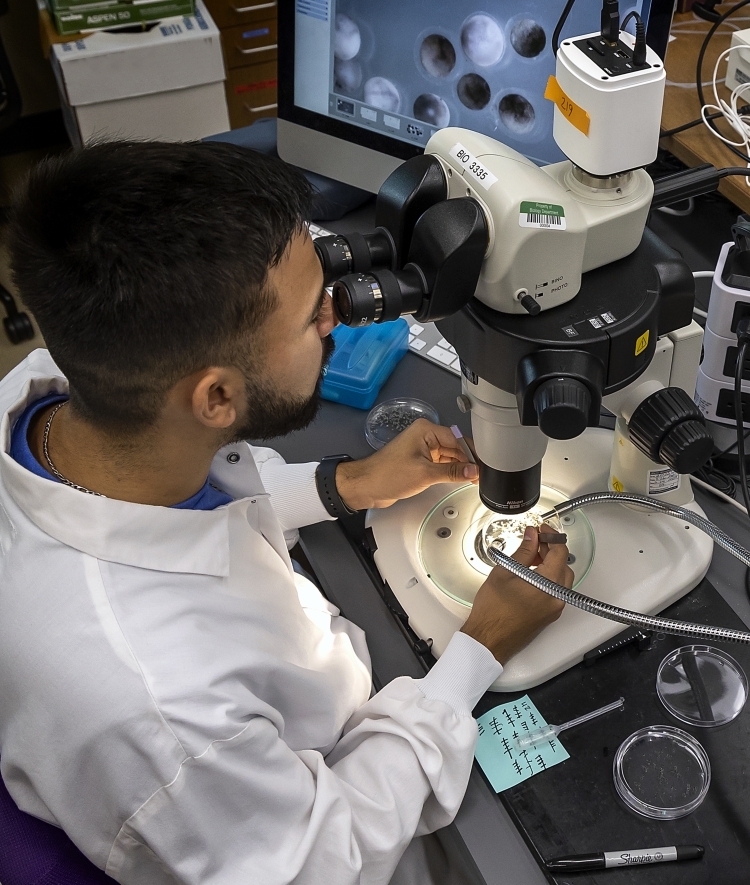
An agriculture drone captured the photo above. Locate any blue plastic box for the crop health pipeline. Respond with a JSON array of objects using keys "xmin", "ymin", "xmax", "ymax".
[{"xmin": 320, "ymin": 319, "xmax": 409, "ymax": 409}]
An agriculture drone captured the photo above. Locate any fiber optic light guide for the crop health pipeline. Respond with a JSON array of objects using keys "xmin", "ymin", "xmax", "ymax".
[{"xmin": 417, "ymin": 485, "xmax": 594, "ymax": 608}]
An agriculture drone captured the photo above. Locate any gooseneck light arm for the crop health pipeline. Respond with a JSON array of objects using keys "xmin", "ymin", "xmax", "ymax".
[{"xmin": 487, "ymin": 491, "xmax": 750, "ymax": 644}]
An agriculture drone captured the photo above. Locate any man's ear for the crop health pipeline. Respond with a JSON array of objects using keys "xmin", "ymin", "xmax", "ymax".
[{"xmin": 190, "ymin": 366, "xmax": 246, "ymax": 430}]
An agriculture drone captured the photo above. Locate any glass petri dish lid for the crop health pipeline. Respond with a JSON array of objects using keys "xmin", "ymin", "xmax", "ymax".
[
  {"xmin": 657, "ymin": 645, "xmax": 748, "ymax": 727},
  {"xmin": 365, "ymin": 398, "xmax": 439, "ymax": 450},
  {"xmin": 614, "ymin": 726, "xmax": 710, "ymax": 819}
]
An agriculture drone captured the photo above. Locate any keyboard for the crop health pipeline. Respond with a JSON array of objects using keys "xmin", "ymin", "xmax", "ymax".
[{"xmin": 309, "ymin": 222, "xmax": 461, "ymax": 377}]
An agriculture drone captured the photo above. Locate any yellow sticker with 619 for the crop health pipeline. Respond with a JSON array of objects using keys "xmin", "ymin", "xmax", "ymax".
[{"xmin": 544, "ymin": 76, "xmax": 591, "ymax": 136}]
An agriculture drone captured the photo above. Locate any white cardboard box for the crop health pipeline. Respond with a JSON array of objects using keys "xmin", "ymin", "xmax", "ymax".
[{"xmin": 50, "ymin": 0, "xmax": 230, "ymax": 146}]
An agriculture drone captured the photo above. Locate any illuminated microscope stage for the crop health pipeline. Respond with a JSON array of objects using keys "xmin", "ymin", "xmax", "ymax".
[{"xmin": 366, "ymin": 428, "xmax": 713, "ymax": 691}]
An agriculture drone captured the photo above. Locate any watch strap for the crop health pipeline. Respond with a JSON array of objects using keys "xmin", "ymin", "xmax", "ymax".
[{"xmin": 315, "ymin": 454, "xmax": 357, "ymax": 518}]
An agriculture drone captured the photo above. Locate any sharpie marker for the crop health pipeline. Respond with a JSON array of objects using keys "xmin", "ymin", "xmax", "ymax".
[{"xmin": 546, "ymin": 845, "xmax": 704, "ymax": 872}]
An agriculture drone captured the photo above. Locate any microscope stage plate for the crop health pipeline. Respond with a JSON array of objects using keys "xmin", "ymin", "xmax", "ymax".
[
  {"xmin": 417, "ymin": 484, "xmax": 595, "ymax": 607},
  {"xmin": 366, "ymin": 428, "xmax": 713, "ymax": 691}
]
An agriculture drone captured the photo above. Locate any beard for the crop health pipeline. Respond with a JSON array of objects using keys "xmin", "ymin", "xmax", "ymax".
[{"xmin": 228, "ymin": 334, "xmax": 336, "ymax": 442}]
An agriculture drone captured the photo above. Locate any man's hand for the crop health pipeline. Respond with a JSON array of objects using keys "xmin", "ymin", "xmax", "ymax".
[
  {"xmin": 335, "ymin": 419, "xmax": 478, "ymax": 511},
  {"xmin": 461, "ymin": 525, "xmax": 572, "ymax": 666}
]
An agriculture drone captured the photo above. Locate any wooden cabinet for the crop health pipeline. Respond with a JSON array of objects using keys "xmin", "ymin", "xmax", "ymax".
[
  {"xmin": 203, "ymin": 0, "xmax": 277, "ymax": 129},
  {"xmin": 202, "ymin": 0, "xmax": 275, "ymax": 30},
  {"xmin": 225, "ymin": 60, "xmax": 277, "ymax": 128}
]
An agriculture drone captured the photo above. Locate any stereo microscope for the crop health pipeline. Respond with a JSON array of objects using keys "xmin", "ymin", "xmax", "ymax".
[{"xmin": 314, "ymin": 23, "xmax": 716, "ymax": 690}]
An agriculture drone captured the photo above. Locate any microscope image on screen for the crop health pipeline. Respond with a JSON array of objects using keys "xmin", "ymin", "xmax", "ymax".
[{"xmin": 327, "ymin": 0, "xmax": 648, "ymax": 164}]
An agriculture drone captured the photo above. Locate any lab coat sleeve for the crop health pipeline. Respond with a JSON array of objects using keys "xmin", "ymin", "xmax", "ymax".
[
  {"xmin": 250, "ymin": 444, "xmax": 334, "ymax": 539},
  {"xmin": 107, "ymin": 632, "xmax": 502, "ymax": 885}
]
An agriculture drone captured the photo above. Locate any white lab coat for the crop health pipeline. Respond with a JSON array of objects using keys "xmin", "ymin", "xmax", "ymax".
[{"xmin": 0, "ymin": 350, "xmax": 502, "ymax": 885}]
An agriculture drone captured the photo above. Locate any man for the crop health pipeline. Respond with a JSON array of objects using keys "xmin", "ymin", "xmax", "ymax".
[{"xmin": 0, "ymin": 141, "xmax": 571, "ymax": 884}]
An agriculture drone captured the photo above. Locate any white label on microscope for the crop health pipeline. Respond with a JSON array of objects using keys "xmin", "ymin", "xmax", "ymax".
[
  {"xmin": 450, "ymin": 143, "xmax": 498, "ymax": 190},
  {"xmin": 648, "ymin": 468, "xmax": 680, "ymax": 495}
]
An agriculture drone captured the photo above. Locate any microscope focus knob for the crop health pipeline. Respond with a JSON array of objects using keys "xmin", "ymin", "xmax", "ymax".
[
  {"xmin": 659, "ymin": 420, "xmax": 715, "ymax": 474},
  {"xmin": 628, "ymin": 388, "xmax": 714, "ymax": 474},
  {"xmin": 533, "ymin": 378, "xmax": 591, "ymax": 440}
]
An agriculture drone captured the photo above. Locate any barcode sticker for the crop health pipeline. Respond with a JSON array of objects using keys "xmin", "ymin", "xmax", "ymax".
[{"xmin": 519, "ymin": 201, "xmax": 567, "ymax": 230}]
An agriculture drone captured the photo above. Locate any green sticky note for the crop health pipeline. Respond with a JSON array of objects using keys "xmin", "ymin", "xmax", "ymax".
[{"xmin": 475, "ymin": 695, "xmax": 569, "ymax": 792}]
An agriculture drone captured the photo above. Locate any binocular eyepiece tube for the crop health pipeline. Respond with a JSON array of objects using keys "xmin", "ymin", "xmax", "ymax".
[
  {"xmin": 332, "ymin": 267, "xmax": 426, "ymax": 327},
  {"xmin": 314, "ymin": 230, "xmax": 395, "ymax": 287},
  {"xmin": 315, "ymin": 230, "xmax": 426, "ymax": 327}
]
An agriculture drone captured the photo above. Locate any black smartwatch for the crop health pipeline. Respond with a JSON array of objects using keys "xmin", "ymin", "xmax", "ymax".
[{"xmin": 315, "ymin": 454, "xmax": 358, "ymax": 518}]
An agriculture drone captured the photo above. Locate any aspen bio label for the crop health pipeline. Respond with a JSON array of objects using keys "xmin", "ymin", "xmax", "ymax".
[{"xmin": 449, "ymin": 143, "xmax": 498, "ymax": 190}]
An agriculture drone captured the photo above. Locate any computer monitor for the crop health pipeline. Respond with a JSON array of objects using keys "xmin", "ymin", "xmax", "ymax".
[{"xmin": 278, "ymin": 0, "xmax": 674, "ymax": 193}]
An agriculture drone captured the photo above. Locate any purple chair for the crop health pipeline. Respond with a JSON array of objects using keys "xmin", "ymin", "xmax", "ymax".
[{"xmin": 0, "ymin": 765, "xmax": 116, "ymax": 885}]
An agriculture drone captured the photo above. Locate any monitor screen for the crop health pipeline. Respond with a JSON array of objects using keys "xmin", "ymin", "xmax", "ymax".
[{"xmin": 279, "ymin": 1, "xmax": 672, "ymax": 190}]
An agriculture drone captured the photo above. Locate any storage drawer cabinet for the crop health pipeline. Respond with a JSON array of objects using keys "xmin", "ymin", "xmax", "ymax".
[
  {"xmin": 221, "ymin": 18, "xmax": 277, "ymax": 69},
  {"xmin": 202, "ymin": 0, "xmax": 276, "ymax": 30},
  {"xmin": 205, "ymin": 0, "xmax": 277, "ymax": 128},
  {"xmin": 226, "ymin": 59, "xmax": 277, "ymax": 128}
]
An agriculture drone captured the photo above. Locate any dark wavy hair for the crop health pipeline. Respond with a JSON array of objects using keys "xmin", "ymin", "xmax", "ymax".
[{"xmin": 8, "ymin": 140, "xmax": 313, "ymax": 432}]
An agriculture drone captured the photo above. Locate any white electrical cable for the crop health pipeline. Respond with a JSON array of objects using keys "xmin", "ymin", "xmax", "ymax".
[
  {"xmin": 700, "ymin": 46, "xmax": 750, "ymax": 184},
  {"xmin": 692, "ymin": 270, "xmax": 713, "ymax": 318},
  {"xmin": 671, "ymin": 18, "xmax": 750, "ymax": 34},
  {"xmin": 658, "ymin": 197, "xmax": 695, "ymax": 216},
  {"xmin": 691, "ymin": 475, "xmax": 749, "ymax": 514},
  {"xmin": 668, "ymin": 78, "xmax": 726, "ymax": 88}
]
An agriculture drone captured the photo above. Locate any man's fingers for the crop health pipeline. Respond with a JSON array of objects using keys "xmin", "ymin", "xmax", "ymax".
[
  {"xmin": 537, "ymin": 543, "xmax": 575, "ymax": 588},
  {"xmin": 509, "ymin": 526, "xmax": 541, "ymax": 567},
  {"xmin": 431, "ymin": 460, "xmax": 478, "ymax": 482},
  {"xmin": 416, "ymin": 422, "xmax": 475, "ymax": 465}
]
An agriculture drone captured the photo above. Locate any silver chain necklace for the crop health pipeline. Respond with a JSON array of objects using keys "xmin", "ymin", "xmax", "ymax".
[{"xmin": 42, "ymin": 402, "xmax": 103, "ymax": 496}]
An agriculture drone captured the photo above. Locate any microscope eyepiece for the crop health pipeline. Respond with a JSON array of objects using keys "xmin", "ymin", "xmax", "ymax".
[
  {"xmin": 315, "ymin": 236, "xmax": 354, "ymax": 284},
  {"xmin": 314, "ymin": 229, "xmax": 395, "ymax": 286},
  {"xmin": 332, "ymin": 274, "xmax": 383, "ymax": 326},
  {"xmin": 332, "ymin": 267, "xmax": 427, "ymax": 326}
]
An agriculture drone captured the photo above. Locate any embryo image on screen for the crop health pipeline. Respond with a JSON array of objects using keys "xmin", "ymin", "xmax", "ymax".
[{"xmin": 328, "ymin": 0, "xmax": 648, "ymax": 165}]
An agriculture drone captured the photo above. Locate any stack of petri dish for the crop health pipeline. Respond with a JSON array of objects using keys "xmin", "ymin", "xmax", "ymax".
[{"xmin": 614, "ymin": 645, "xmax": 747, "ymax": 820}]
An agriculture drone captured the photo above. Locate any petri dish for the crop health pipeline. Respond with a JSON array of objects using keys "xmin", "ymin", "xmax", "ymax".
[
  {"xmin": 417, "ymin": 483, "xmax": 595, "ymax": 607},
  {"xmin": 614, "ymin": 726, "xmax": 710, "ymax": 819},
  {"xmin": 365, "ymin": 397, "xmax": 439, "ymax": 450},
  {"xmin": 657, "ymin": 645, "xmax": 748, "ymax": 727}
]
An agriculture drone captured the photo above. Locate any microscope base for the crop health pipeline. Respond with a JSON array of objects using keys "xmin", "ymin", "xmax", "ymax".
[{"xmin": 366, "ymin": 427, "xmax": 713, "ymax": 691}]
